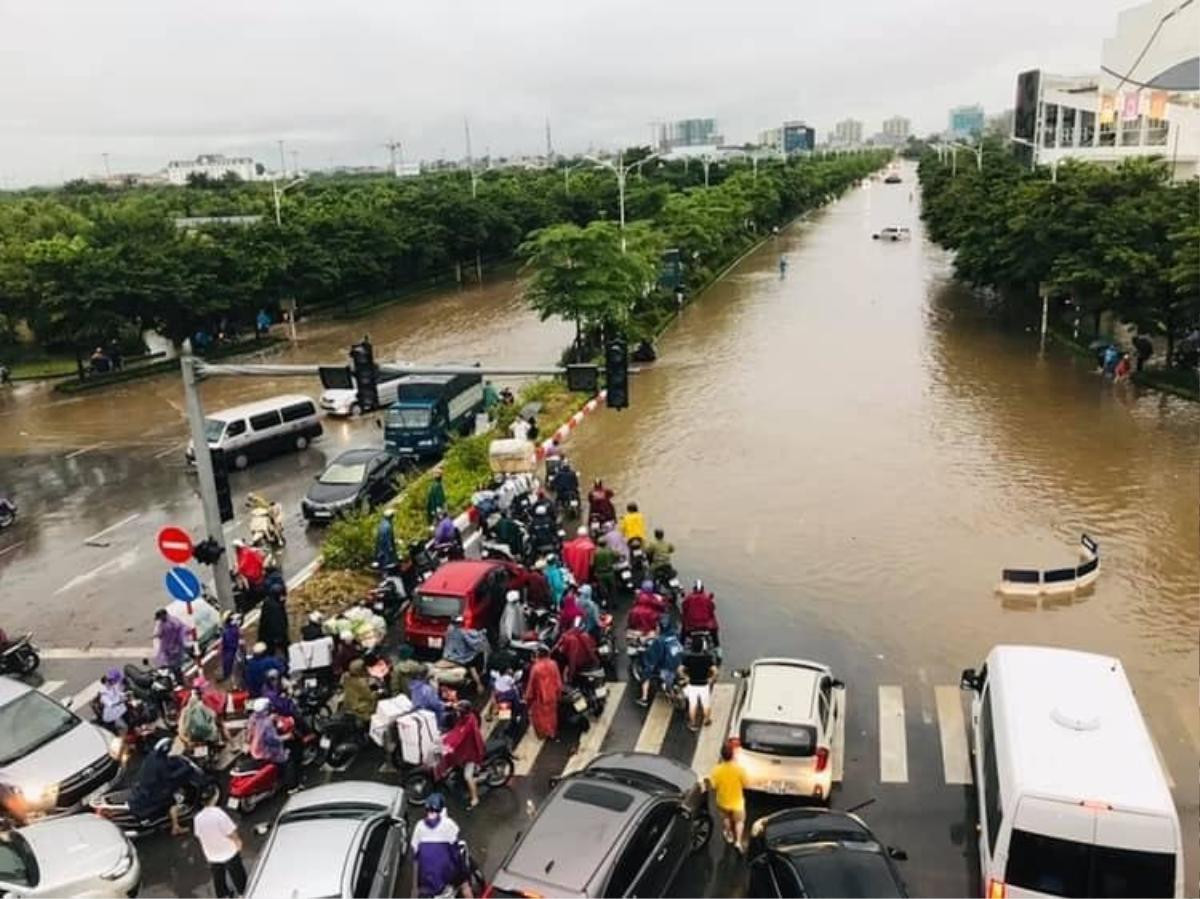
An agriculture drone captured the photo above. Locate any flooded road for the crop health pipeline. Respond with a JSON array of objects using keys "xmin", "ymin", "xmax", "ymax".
[{"xmin": 559, "ymin": 165, "xmax": 1199, "ymax": 891}]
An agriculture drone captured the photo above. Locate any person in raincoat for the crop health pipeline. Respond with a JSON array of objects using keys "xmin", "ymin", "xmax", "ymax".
[
  {"xmin": 439, "ymin": 703, "xmax": 485, "ymax": 808},
  {"xmin": 426, "ymin": 469, "xmax": 447, "ymax": 523},
  {"xmin": 409, "ymin": 666, "xmax": 447, "ymax": 728},
  {"xmin": 443, "ymin": 617, "xmax": 488, "ymax": 692},
  {"xmin": 482, "ymin": 380, "xmax": 500, "ymax": 414},
  {"xmin": 561, "ymin": 526, "xmax": 596, "ymax": 586},
  {"xmin": 601, "ymin": 520, "xmax": 630, "ymax": 564},
  {"xmin": 258, "ymin": 583, "xmax": 290, "ymax": 657},
  {"xmin": 554, "ymin": 620, "xmax": 599, "ymax": 683},
  {"xmin": 376, "ymin": 509, "xmax": 398, "ymax": 569},
  {"xmin": 341, "ymin": 659, "xmax": 378, "ymax": 725},
  {"xmin": 179, "ymin": 685, "xmax": 220, "ymax": 747},
  {"xmin": 576, "ymin": 584, "xmax": 600, "ymax": 639},
  {"xmin": 592, "ymin": 543, "xmax": 618, "ymax": 605},
  {"xmin": 558, "ymin": 589, "xmax": 583, "ymax": 635},
  {"xmin": 525, "ymin": 560, "xmax": 551, "ymax": 609},
  {"xmin": 493, "ymin": 510, "xmax": 525, "ymax": 560},
  {"xmin": 220, "ymin": 612, "xmax": 242, "ymax": 684},
  {"xmin": 153, "ymin": 609, "xmax": 188, "ymax": 676},
  {"xmin": 498, "ymin": 590, "xmax": 527, "ymax": 648},
  {"xmin": 524, "ymin": 645, "xmax": 562, "ymax": 740},
  {"xmin": 544, "ymin": 555, "xmax": 568, "ymax": 608}
]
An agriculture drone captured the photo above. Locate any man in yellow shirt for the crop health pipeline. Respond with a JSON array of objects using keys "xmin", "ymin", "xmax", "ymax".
[
  {"xmin": 618, "ymin": 502, "xmax": 647, "ymax": 545},
  {"xmin": 706, "ymin": 741, "xmax": 747, "ymax": 852}
]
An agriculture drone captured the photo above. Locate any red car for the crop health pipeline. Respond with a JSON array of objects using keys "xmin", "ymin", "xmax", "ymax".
[{"xmin": 405, "ymin": 560, "xmax": 531, "ymax": 652}]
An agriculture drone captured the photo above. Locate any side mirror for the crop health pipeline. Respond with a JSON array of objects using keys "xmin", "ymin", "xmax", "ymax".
[
  {"xmin": 960, "ymin": 668, "xmax": 980, "ymax": 692},
  {"xmin": 830, "ymin": 678, "xmax": 845, "ymax": 690},
  {"xmin": 732, "ymin": 668, "xmax": 749, "ymax": 679},
  {"xmin": 547, "ymin": 775, "xmax": 561, "ymax": 789},
  {"xmin": 887, "ymin": 846, "xmax": 908, "ymax": 861},
  {"xmin": 253, "ymin": 823, "xmax": 271, "ymax": 837}
]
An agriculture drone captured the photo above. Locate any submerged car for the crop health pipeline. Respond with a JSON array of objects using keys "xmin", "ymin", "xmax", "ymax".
[
  {"xmin": 0, "ymin": 814, "xmax": 141, "ymax": 897},
  {"xmin": 302, "ymin": 448, "xmax": 401, "ymax": 522},
  {"xmin": 872, "ymin": 227, "xmax": 911, "ymax": 241}
]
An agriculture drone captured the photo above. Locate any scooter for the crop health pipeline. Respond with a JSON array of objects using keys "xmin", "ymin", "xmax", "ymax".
[
  {"xmin": 122, "ymin": 662, "xmax": 184, "ymax": 728},
  {"xmin": 367, "ymin": 562, "xmax": 407, "ymax": 624},
  {"xmin": 653, "ymin": 569, "xmax": 684, "ymax": 606},
  {"xmin": 577, "ymin": 666, "xmax": 610, "ymax": 717},
  {"xmin": 0, "ymin": 632, "xmax": 39, "ymax": 676},
  {"xmin": 91, "ymin": 693, "xmax": 170, "ymax": 764},
  {"xmin": 492, "ymin": 688, "xmax": 529, "ymax": 746},
  {"xmin": 89, "ymin": 756, "xmax": 217, "ymax": 839},
  {"xmin": 555, "ymin": 490, "xmax": 581, "ymax": 521},
  {"xmin": 402, "ymin": 732, "xmax": 515, "ymax": 807},
  {"xmin": 317, "ymin": 713, "xmax": 369, "ymax": 772},
  {"xmin": 246, "ymin": 493, "xmax": 285, "ymax": 549},
  {"xmin": 595, "ymin": 614, "xmax": 617, "ymax": 679},
  {"xmin": 227, "ymin": 725, "xmax": 324, "ymax": 815}
]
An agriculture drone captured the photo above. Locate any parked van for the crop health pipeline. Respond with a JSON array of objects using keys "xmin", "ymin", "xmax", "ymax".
[
  {"xmin": 187, "ymin": 394, "xmax": 323, "ymax": 469},
  {"xmin": 960, "ymin": 645, "xmax": 1182, "ymax": 898}
]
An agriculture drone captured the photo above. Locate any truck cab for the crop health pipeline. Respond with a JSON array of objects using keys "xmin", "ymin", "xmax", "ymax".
[{"xmin": 382, "ymin": 373, "xmax": 483, "ymax": 459}]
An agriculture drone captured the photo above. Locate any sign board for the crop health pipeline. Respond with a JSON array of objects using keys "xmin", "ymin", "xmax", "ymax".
[
  {"xmin": 157, "ymin": 526, "xmax": 193, "ymax": 564},
  {"xmin": 165, "ymin": 566, "xmax": 203, "ymax": 603}
]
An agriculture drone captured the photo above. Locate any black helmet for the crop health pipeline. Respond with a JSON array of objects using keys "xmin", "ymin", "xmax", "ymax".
[{"xmin": 426, "ymin": 792, "xmax": 446, "ymax": 812}]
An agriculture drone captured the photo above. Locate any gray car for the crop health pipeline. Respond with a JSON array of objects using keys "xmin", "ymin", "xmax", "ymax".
[
  {"xmin": 489, "ymin": 752, "xmax": 712, "ymax": 898},
  {"xmin": 245, "ymin": 780, "xmax": 407, "ymax": 899},
  {"xmin": 0, "ymin": 677, "xmax": 120, "ymax": 823},
  {"xmin": 0, "ymin": 813, "xmax": 141, "ymax": 897}
]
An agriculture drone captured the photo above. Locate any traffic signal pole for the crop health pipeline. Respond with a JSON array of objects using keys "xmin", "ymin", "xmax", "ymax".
[{"xmin": 180, "ymin": 352, "xmax": 235, "ymax": 611}]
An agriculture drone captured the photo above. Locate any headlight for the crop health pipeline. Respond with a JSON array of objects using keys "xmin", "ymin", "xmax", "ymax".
[
  {"xmin": 101, "ymin": 848, "xmax": 135, "ymax": 880},
  {"xmin": 108, "ymin": 735, "xmax": 123, "ymax": 759},
  {"xmin": 20, "ymin": 781, "xmax": 58, "ymax": 808}
]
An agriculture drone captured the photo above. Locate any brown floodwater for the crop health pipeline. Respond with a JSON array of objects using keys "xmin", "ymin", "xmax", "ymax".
[{"xmin": 0, "ymin": 273, "xmax": 573, "ymax": 452}]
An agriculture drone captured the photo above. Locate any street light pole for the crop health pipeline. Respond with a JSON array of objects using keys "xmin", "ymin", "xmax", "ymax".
[
  {"xmin": 271, "ymin": 175, "xmax": 307, "ymax": 227},
  {"xmin": 180, "ymin": 353, "xmax": 234, "ymax": 611},
  {"xmin": 584, "ymin": 150, "xmax": 661, "ymax": 253}
]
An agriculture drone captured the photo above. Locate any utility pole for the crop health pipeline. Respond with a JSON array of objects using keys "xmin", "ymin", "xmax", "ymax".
[
  {"xmin": 180, "ymin": 353, "xmax": 234, "ymax": 611},
  {"xmin": 384, "ymin": 139, "xmax": 402, "ymax": 176},
  {"xmin": 544, "ymin": 118, "xmax": 553, "ymax": 160},
  {"xmin": 290, "ymin": 149, "xmax": 299, "ymax": 174},
  {"xmin": 277, "ymin": 140, "xmax": 287, "ymax": 176},
  {"xmin": 101, "ymin": 152, "xmax": 111, "ymax": 178}
]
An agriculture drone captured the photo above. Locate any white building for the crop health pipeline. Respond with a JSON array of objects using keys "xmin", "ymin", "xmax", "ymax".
[
  {"xmin": 1013, "ymin": 0, "xmax": 1198, "ymax": 180},
  {"xmin": 165, "ymin": 154, "xmax": 261, "ymax": 186},
  {"xmin": 832, "ymin": 118, "xmax": 864, "ymax": 147},
  {"xmin": 882, "ymin": 116, "xmax": 910, "ymax": 142}
]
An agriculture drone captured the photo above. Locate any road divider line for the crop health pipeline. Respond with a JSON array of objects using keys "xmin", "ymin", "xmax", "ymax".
[
  {"xmin": 66, "ymin": 442, "xmax": 105, "ymax": 460},
  {"xmin": 691, "ymin": 683, "xmax": 736, "ymax": 776},
  {"xmin": 634, "ymin": 695, "xmax": 674, "ymax": 754},
  {"xmin": 53, "ymin": 548, "xmax": 139, "ymax": 595},
  {"xmin": 934, "ymin": 685, "xmax": 972, "ymax": 784},
  {"xmin": 41, "ymin": 646, "xmax": 150, "ymax": 660},
  {"xmin": 878, "ymin": 685, "xmax": 909, "ymax": 783},
  {"xmin": 832, "ymin": 685, "xmax": 847, "ymax": 783},
  {"xmin": 152, "ymin": 443, "xmax": 183, "ymax": 460},
  {"xmin": 37, "ymin": 680, "xmax": 65, "ymax": 697},
  {"xmin": 83, "ymin": 513, "xmax": 141, "ymax": 546},
  {"xmin": 561, "ymin": 682, "xmax": 627, "ymax": 776},
  {"xmin": 512, "ymin": 728, "xmax": 546, "ymax": 777}
]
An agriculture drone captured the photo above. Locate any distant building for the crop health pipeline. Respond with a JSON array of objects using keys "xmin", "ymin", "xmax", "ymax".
[
  {"xmin": 165, "ymin": 154, "xmax": 261, "ymax": 186},
  {"xmin": 658, "ymin": 118, "xmax": 723, "ymax": 150},
  {"xmin": 882, "ymin": 116, "xmax": 911, "ymax": 142},
  {"xmin": 947, "ymin": 105, "xmax": 986, "ymax": 140},
  {"xmin": 759, "ymin": 121, "xmax": 816, "ymax": 155},
  {"xmin": 832, "ymin": 118, "xmax": 864, "ymax": 147},
  {"xmin": 985, "ymin": 109, "xmax": 1015, "ymax": 139},
  {"xmin": 1012, "ymin": 0, "xmax": 1198, "ymax": 180},
  {"xmin": 393, "ymin": 161, "xmax": 421, "ymax": 178},
  {"xmin": 174, "ymin": 215, "xmax": 263, "ymax": 231}
]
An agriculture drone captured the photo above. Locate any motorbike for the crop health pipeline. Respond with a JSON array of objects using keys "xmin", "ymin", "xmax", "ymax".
[
  {"xmin": 0, "ymin": 499, "xmax": 15, "ymax": 530},
  {"xmin": 402, "ymin": 732, "xmax": 515, "ymax": 807},
  {"xmin": 434, "ymin": 842, "xmax": 485, "ymax": 899},
  {"xmin": 367, "ymin": 562, "xmax": 407, "ymax": 624},
  {"xmin": 492, "ymin": 688, "xmax": 529, "ymax": 746},
  {"xmin": 614, "ymin": 559, "xmax": 635, "ymax": 594},
  {"xmin": 555, "ymin": 490, "xmax": 581, "ymax": 521},
  {"xmin": 294, "ymin": 673, "xmax": 336, "ymax": 725},
  {"xmin": 89, "ymin": 755, "xmax": 218, "ymax": 839},
  {"xmin": 653, "ymin": 570, "xmax": 684, "ymax": 606},
  {"xmin": 246, "ymin": 493, "xmax": 285, "ymax": 549},
  {"xmin": 559, "ymin": 683, "xmax": 593, "ymax": 731},
  {"xmin": 227, "ymin": 723, "xmax": 324, "ymax": 815},
  {"xmin": 625, "ymin": 630, "xmax": 653, "ymax": 682},
  {"xmin": 577, "ymin": 666, "xmax": 609, "ymax": 717},
  {"xmin": 122, "ymin": 662, "xmax": 184, "ymax": 728},
  {"xmin": 594, "ymin": 613, "xmax": 617, "ymax": 679},
  {"xmin": 317, "ymin": 712, "xmax": 369, "ymax": 771},
  {"xmin": 91, "ymin": 693, "xmax": 170, "ymax": 764},
  {"xmin": 628, "ymin": 539, "xmax": 648, "ymax": 583},
  {"xmin": 0, "ymin": 632, "xmax": 39, "ymax": 676}
]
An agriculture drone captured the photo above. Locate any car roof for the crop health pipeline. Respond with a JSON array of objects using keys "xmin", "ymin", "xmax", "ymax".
[
  {"xmin": 761, "ymin": 808, "xmax": 872, "ymax": 846},
  {"xmin": 248, "ymin": 817, "xmax": 366, "ymax": 898},
  {"xmin": 328, "ymin": 448, "xmax": 385, "ymax": 466},
  {"xmin": 499, "ymin": 772, "xmax": 653, "ymax": 894},
  {"xmin": 744, "ymin": 659, "xmax": 829, "ymax": 723},
  {"xmin": 277, "ymin": 780, "xmax": 400, "ymax": 814},
  {"xmin": 418, "ymin": 560, "xmax": 500, "ymax": 596},
  {"xmin": 586, "ymin": 751, "xmax": 697, "ymax": 796},
  {"xmin": 780, "ymin": 843, "xmax": 906, "ymax": 898},
  {"xmin": 987, "ymin": 644, "xmax": 1174, "ymax": 815},
  {"xmin": 0, "ymin": 676, "xmax": 31, "ymax": 704},
  {"xmin": 209, "ymin": 394, "xmax": 316, "ymax": 421}
]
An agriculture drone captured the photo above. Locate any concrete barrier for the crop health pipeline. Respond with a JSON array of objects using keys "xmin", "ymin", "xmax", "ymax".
[{"xmin": 996, "ymin": 534, "xmax": 1100, "ymax": 597}]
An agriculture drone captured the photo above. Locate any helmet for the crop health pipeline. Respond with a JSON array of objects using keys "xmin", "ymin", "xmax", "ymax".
[
  {"xmin": 693, "ymin": 579, "xmax": 704, "ymax": 592},
  {"xmin": 250, "ymin": 697, "xmax": 271, "ymax": 714},
  {"xmin": 153, "ymin": 737, "xmax": 172, "ymax": 755},
  {"xmin": 252, "ymin": 641, "xmax": 267, "ymax": 655},
  {"xmin": 592, "ymin": 478, "xmax": 602, "ymax": 488},
  {"xmin": 641, "ymin": 580, "xmax": 654, "ymax": 592},
  {"xmin": 308, "ymin": 611, "xmax": 324, "ymax": 624},
  {"xmin": 576, "ymin": 525, "xmax": 588, "ymax": 537},
  {"xmin": 425, "ymin": 792, "xmax": 446, "ymax": 812},
  {"xmin": 383, "ymin": 509, "xmax": 395, "ymax": 519},
  {"xmin": 505, "ymin": 589, "xmax": 521, "ymax": 603},
  {"xmin": 232, "ymin": 538, "xmax": 246, "ymax": 548}
]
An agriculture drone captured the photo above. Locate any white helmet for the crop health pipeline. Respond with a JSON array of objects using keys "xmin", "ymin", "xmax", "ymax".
[
  {"xmin": 505, "ymin": 589, "xmax": 521, "ymax": 603},
  {"xmin": 250, "ymin": 697, "xmax": 271, "ymax": 714},
  {"xmin": 693, "ymin": 579, "xmax": 704, "ymax": 592},
  {"xmin": 576, "ymin": 525, "xmax": 588, "ymax": 537}
]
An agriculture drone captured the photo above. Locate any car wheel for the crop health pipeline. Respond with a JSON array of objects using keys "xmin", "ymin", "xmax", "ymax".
[
  {"xmin": 16, "ymin": 648, "xmax": 39, "ymax": 675},
  {"xmin": 234, "ymin": 453, "xmax": 249, "ymax": 470},
  {"xmin": 349, "ymin": 402, "xmax": 361, "ymax": 417},
  {"xmin": 295, "ymin": 435, "xmax": 309, "ymax": 451},
  {"xmin": 404, "ymin": 772, "xmax": 435, "ymax": 805},
  {"xmin": 689, "ymin": 810, "xmax": 714, "ymax": 852}
]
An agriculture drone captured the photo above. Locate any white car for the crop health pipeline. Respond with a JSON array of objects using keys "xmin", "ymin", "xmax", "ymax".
[
  {"xmin": 728, "ymin": 658, "xmax": 845, "ymax": 801},
  {"xmin": 320, "ymin": 372, "xmax": 405, "ymax": 416},
  {"xmin": 0, "ymin": 814, "xmax": 140, "ymax": 896}
]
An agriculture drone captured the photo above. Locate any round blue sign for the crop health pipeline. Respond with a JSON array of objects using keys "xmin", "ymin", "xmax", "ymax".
[{"xmin": 165, "ymin": 566, "xmax": 203, "ymax": 602}]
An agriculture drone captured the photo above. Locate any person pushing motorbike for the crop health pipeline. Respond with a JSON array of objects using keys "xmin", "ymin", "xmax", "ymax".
[{"xmin": 128, "ymin": 738, "xmax": 193, "ymax": 835}]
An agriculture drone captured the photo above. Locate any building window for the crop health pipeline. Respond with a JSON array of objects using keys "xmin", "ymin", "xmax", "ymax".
[
  {"xmin": 1079, "ymin": 110, "xmax": 1096, "ymax": 147},
  {"xmin": 1145, "ymin": 117, "xmax": 1169, "ymax": 146},
  {"xmin": 1042, "ymin": 104, "xmax": 1058, "ymax": 147},
  {"xmin": 1121, "ymin": 114, "xmax": 1142, "ymax": 146},
  {"xmin": 1099, "ymin": 114, "xmax": 1117, "ymax": 147},
  {"xmin": 1059, "ymin": 107, "xmax": 1076, "ymax": 147}
]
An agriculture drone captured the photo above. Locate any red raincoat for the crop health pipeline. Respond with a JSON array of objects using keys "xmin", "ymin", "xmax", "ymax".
[
  {"xmin": 524, "ymin": 657, "xmax": 562, "ymax": 739},
  {"xmin": 438, "ymin": 710, "xmax": 485, "ymax": 779},
  {"xmin": 561, "ymin": 535, "xmax": 596, "ymax": 586}
]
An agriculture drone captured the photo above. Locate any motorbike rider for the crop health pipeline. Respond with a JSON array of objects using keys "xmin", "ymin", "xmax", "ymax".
[
  {"xmin": 440, "ymin": 702, "xmax": 485, "ymax": 809},
  {"xmin": 432, "ymin": 510, "xmax": 464, "ymax": 559},
  {"xmin": 679, "ymin": 632, "xmax": 719, "ymax": 731},
  {"xmin": 619, "ymin": 502, "xmax": 647, "ymax": 546},
  {"xmin": 128, "ymin": 738, "xmax": 193, "ymax": 835},
  {"xmin": 497, "ymin": 590, "xmax": 527, "ymax": 648},
  {"xmin": 587, "ymin": 479, "xmax": 615, "ymax": 528},
  {"xmin": 179, "ymin": 684, "xmax": 222, "ymax": 749},
  {"xmin": 300, "ymin": 611, "xmax": 325, "ymax": 642},
  {"xmin": 637, "ymin": 615, "xmax": 683, "ymax": 708},
  {"xmin": 376, "ymin": 509, "xmax": 398, "ymax": 570},
  {"xmin": 410, "ymin": 665, "xmax": 447, "ymax": 728},
  {"xmin": 527, "ymin": 501, "xmax": 559, "ymax": 555},
  {"xmin": 492, "ymin": 508, "xmax": 525, "ymax": 561},
  {"xmin": 411, "ymin": 792, "xmax": 471, "ymax": 897},
  {"xmin": 443, "ymin": 617, "xmax": 488, "ymax": 692},
  {"xmin": 258, "ymin": 582, "xmax": 290, "ymax": 658},
  {"xmin": 525, "ymin": 559, "xmax": 552, "ymax": 609},
  {"xmin": 152, "ymin": 608, "xmax": 189, "ymax": 678},
  {"xmin": 232, "ymin": 539, "xmax": 266, "ymax": 594},
  {"xmin": 591, "ymin": 540, "xmax": 618, "ymax": 605},
  {"xmin": 646, "ymin": 528, "xmax": 675, "ymax": 580},
  {"xmin": 575, "ymin": 584, "xmax": 601, "ymax": 640},
  {"xmin": 341, "ymin": 659, "xmax": 378, "ymax": 726},
  {"xmin": 244, "ymin": 642, "xmax": 284, "ymax": 697},
  {"xmin": 627, "ymin": 589, "xmax": 663, "ymax": 635},
  {"xmin": 635, "ymin": 580, "xmax": 669, "ymax": 617},
  {"xmin": 98, "ymin": 668, "xmax": 129, "ymax": 734},
  {"xmin": 543, "ymin": 555, "xmax": 568, "ymax": 608},
  {"xmin": 600, "ymin": 520, "xmax": 630, "ymax": 565},
  {"xmin": 549, "ymin": 457, "xmax": 579, "ymax": 503},
  {"xmin": 561, "ymin": 526, "xmax": 596, "ymax": 586},
  {"xmin": 681, "ymin": 580, "xmax": 720, "ymax": 645},
  {"xmin": 246, "ymin": 493, "xmax": 284, "ymax": 546},
  {"xmin": 554, "ymin": 617, "xmax": 600, "ymax": 683},
  {"xmin": 246, "ymin": 697, "xmax": 300, "ymax": 793}
]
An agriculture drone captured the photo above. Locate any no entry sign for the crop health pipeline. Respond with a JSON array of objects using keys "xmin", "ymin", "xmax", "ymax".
[{"xmin": 157, "ymin": 526, "xmax": 193, "ymax": 564}]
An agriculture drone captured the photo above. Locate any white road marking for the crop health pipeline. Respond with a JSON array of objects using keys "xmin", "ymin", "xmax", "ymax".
[
  {"xmin": 70, "ymin": 681, "xmax": 101, "ymax": 711},
  {"xmin": 40, "ymin": 646, "xmax": 151, "ymax": 660},
  {"xmin": 561, "ymin": 682, "xmax": 627, "ymax": 776},
  {"xmin": 878, "ymin": 685, "xmax": 909, "ymax": 783},
  {"xmin": 152, "ymin": 443, "xmax": 184, "ymax": 460},
  {"xmin": 38, "ymin": 680, "xmax": 65, "ymax": 697},
  {"xmin": 83, "ymin": 512, "xmax": 141, "ymax": 546},
  {"xmin": 935, "ymin": 685, "xmax": 972, "ymax": 784},
  {"xmin": 53, "ymin": 548, "xmax": 139, "ymax": 595},
  {"xmin": 0, "ymin": 542, "xmax": 24, "ymax": 557},
  {"xmin": 512, "ymin": 727, "xmax": 546, "ymax": 777},
  {"xmin": 287, "ymin": 557, "xmax": 322, "ymax": 590},
  {"xmin": 832, "ymin": 685, "xmax": 847, "ymax": 783},
  {"xmin": 1149, "ymin": 732, "xmax": 1176, "ymax": 789},
  {"xmin": 691, "ymin": 683, "xmax": 736, "ymax": 776},
  {"xmin": 65, "ymin": 442, "xmax": 105, "ymax": 460},
  {"xmin": 634, "ymin": 695, "xmax": 675, "ymax": 754}
]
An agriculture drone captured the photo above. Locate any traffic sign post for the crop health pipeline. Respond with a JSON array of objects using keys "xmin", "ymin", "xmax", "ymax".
[
  {"xmin": 165, "ymin": 565, "xmax": 203, "ymax": 614},
  {"xmin": 157, "ymin": 526, "xmax": 194, "ymax": 564}
]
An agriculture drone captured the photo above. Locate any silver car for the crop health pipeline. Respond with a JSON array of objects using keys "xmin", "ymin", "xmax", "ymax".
[
  {"xmin": 0, "ymin": 677, "xmax": 119, "ymax": 822},
  {"xmin": 245, "ymin": 781, "xmax": 407, "ymax": 899},
  {"xmin": 0, "ymin": 813, "xmax": 140, "ymax": 897}
]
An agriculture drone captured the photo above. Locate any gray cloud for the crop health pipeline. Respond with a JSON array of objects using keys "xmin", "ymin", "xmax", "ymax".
[{"xmin": 0, "ymin": 0, "xmax": 1131, "ymax": 185}]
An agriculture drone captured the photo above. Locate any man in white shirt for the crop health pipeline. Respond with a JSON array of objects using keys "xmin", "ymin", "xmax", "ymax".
[{"xmin": 194, "ymin": 791, "xmax": 246, "ymax": 898}]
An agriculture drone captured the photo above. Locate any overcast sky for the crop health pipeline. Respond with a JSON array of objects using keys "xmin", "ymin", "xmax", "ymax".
[{"xmin": 0, "ymin": 0, "xmax": 1134, "ymax": 186}]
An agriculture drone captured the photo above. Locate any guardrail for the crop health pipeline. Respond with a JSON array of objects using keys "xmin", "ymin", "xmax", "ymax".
[{"xmin": 996, "ymin": 534, "xmax": 1100, "ymax": 596}]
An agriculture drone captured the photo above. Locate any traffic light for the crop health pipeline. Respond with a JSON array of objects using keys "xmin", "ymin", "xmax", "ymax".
[
  {"xmin": 566, "ymin": 364, "xmax": 599, "ymax": 394},
  {"xmin": 604, "ymin": 337, "xmax": 629, "ymax": 410},
  {"xmin": 210, "ymin": 448, "xmax": 234, "ymax": 523},
  {"xmin": 350, "ymin": 340, "xmax": 379, "ymax": 412},
  {"xmin": 192, "ymin": 537, "xmax": 225, "ymax": 566}
]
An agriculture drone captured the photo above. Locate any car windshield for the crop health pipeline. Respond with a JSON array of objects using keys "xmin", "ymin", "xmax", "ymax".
[
  {"xmin": 415, "ymin": 592, "xmax": 463, "ymax": 619},
  {"xmin": 203, "ymin": 418, "xmax": 226, "ymax": 443},
  {"xmin": 279, "ymin": 802, "xmax": 380, "ymax": 823},
  {"xmin": 0, "ymin": 833, "xmax": 35, "ymax": 887},
  {"xmin": 387, "ymin": 407, "xmax": 432, "ymax": 429},
  {"xmin": 319, "ymin": 461, "xmax": 367, "ymax": 486},
  {"xmin": 0, "ymin": 691, "xmax": 79, "ymax": 766}
]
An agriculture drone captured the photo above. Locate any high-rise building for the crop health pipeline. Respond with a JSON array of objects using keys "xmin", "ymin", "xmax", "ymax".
[
  {"xmin": 759, "ymin": 121, "xmax": 816, "ymax": 154},
  {"xmin": 882, "ymin": 116, "xmax": 911, "ymax": 141},
  {"xmin": 833, "ymin": 119, "xmax": 864, "ymax": 146},
  {"xmin": 658, "ymin": 118, "xmax": 723, "ymax": 150},
  {"xmin": 947, "ymin": 105, "xmax": 986, "ymax": 140}
]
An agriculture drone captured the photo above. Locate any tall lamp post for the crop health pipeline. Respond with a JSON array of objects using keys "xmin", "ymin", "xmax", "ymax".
[
  {"xmin": 585, "ymin": 151, "xmax": 661, "ymax": 252},
  {"xmin": 271, "ymin": 175, "xmax": 307, "ymax": 227},
  {"xmin": 950, "ymin": 141, "xmax": 983, "ymax": 172}
]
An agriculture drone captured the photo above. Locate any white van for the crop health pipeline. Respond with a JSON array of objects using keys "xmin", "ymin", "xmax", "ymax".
[
  {"xmin": 960, "ymin": 645, "xmax": 1182, "ymax": 898},
  {"xmin": 187, "ymin": 394, "xmax": 323, "ymax": 469}
]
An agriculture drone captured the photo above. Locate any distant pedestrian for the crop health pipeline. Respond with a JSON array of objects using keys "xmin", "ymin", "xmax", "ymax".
[
  {"xmin": 707, "ymin": 741, "xmax": 748, "ymax": 852},
  {"xmin": 258, "ymin": 583, "xmax": 290, "ymax": 658},
  {"xmin": 1133, "ymin": 334, "xmax": 1154, "ymax": 372},
  {"xmin": 376, "ymin": 509, "xmax": 398, "ymax": 569},
  {"xmin": 427, "ymin": 469, "xmax": 447, "ymax": 523},
  {"xmin": 219, "ymin": 612, "xmax": 242, "ymax": 684},
  {"xmin": 1102, "ymin": 344, "xmax": 1120, "ymax": 377},
  {"xmin": 152, "ymin": 609, "xmax": 188, "ymax": 677},
  {"xmin": 483, "ymin": 380, "xmax": 500, "ymax": 413},
  {"xmin": 1114, "ymin": 353, "xmax": 1132, "ymax": 382},
  {"xmin": 194, "ymin": 791, "xmax": 247, "ymax": 898},
  {"xmin": 255, "ymin": 308, "xmax": 271, "ymax": 337}
]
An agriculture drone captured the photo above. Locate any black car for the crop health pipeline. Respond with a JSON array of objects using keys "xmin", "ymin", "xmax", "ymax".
[
  {"xmin": 302, "ymin": 448, "xmax": 400, "ymax": 522},
  {"xmin": 748, "ymin": 808, "xmax": 908, "ymax": 898},
  {"xmin": 489, "ymin": 752, "xmax": 712, "ymax": 897}
]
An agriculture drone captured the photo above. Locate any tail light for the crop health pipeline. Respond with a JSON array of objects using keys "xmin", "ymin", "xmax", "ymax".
[
  {"xmin": 815, "ymin": 747, "xmax": 829, "ymax": 772},
  {"xmin": 461, "ymin": 606, "xmax": 474, "ymax": 629},
  {"xmin": 728, "ymin": 737, "xmax": 741, "ymax": 751},
  {"xmin": 405, "ymin": 607, "xmax": 416, "ymax": 628},
  {"xmin": 986, "ymin": 879, "xmax": 1006, "ymax": 899}
]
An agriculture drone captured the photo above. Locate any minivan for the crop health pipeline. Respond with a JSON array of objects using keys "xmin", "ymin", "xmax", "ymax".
[
  {"xmin": 961, "ymin": 645, "xmax": 1183, "ymax": 898},
  {"xmin": 404, "ymin": 560, "xmax": 530, "ymax": 652},
  {"xmin": 187, "ymin": 394, "xmax": 323, "ymax": 469}
]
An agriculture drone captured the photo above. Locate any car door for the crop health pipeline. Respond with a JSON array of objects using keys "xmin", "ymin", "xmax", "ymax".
[
  {"xmin": 627, "ymin": 803, "xmax": 687, "ymax": 897},
  {"xmin": 350, "ymin": 819, "xmax": 390, "ymax": 897},
  {"xmin": 368, "ymin": 817, "xmax": 404, "ymax": 898},
  {"xmin": 365, "ymin": 456, "xmax": 388, "ymax": 503}
]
